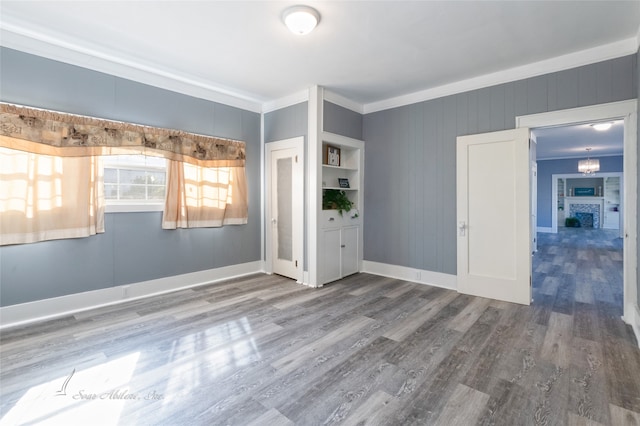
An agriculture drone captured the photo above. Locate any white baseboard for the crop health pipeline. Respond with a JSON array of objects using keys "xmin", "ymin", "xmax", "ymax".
[
  {"xmin": 537, "ymin": 227, "xmax": 554, "ymax": 233},
  {"xmin": 361, "ymin": 260, "xmax": 457, "ymax": 291},
  {"xmin": 623, "ymin": 302, "xmax": 640, "ymax": 348},
  {"xmin": 0, "ymin": 261, "xmax": 264, "ymax": 329}
]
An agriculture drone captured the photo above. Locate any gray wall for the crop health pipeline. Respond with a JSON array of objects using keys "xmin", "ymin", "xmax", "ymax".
[
  {"xmin": 323, "ymin": 101, "xmax": 363, "ymax": 140},
  {"xmin": 264, "ymin": 102, "xmax": 308, "ymax": 143},
  {"xmin": 536, "ymin": 156, "xmax": 623, "ymax": 228},
  {"xmin": 0, "ymin": 48, "xmax": 261, "ymax": 306},
  {"xmin": 363, "ymin": 55, "xmax": 637, "ymax": 275}
]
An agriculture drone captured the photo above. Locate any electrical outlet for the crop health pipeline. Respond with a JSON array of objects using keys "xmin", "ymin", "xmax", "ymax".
[{"xmin": 415, "ymin": 271, "xmax": 421, "ymax": 281}]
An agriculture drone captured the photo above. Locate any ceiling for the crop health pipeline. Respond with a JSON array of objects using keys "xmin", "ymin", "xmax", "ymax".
[
  {"xmin": 533, "ymin": 120, "xmax": 624, "ymax": 160},
  {"xmin": 0, "ymin": 1, "xmax": 637, "ymax": 160},
  {"xmin": 1, "ymin": 1, "xmax": 638, "ymax": 112}
]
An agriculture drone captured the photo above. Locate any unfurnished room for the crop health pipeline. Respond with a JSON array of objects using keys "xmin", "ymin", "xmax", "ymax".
[{"xmin": 1, "ymin": 2, "xmax": 639, "ymax": 425}]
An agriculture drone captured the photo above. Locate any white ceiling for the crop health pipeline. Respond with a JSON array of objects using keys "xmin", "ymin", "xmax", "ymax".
[
  {"xmin": 533, "ymin": 120, "xmax": 624, "ymax": 160},
  {"xmin": 1, "ymin": 1, "xmax": 638, "ymax": 112},
  {"xmin": 0, "ymin": 1, "xmax": 637, "ymax": 159}
]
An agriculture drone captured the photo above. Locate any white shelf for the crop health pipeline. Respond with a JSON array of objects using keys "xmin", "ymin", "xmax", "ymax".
[
  {"xmin": 323, "ymin": 186, "xmax": 358, "ymax": 190},
  {"xmin": 322, "ymin": 164, "xmax": 358, "ymax": 171}
]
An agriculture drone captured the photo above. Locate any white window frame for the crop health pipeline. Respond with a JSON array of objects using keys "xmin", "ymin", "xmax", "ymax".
[{"xmin": 103, "ymin": 155, "xmax": 167, "ymax": 213}]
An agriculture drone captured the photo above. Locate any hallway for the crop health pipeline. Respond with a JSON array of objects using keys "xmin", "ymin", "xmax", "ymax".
[{"xmin": 533, "ymin": 228, "xmax": 624, "ymax": 316}]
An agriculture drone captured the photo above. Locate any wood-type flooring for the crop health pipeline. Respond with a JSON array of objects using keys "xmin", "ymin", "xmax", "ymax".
[{"xmin": 1, "ymin": 228, "xmax": 639, "ymax": 425}]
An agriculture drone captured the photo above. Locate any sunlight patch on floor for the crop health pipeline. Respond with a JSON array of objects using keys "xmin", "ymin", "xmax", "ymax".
[{"xmin": 2, "ymin": 352, "xmax": 140, "ymax": 425}]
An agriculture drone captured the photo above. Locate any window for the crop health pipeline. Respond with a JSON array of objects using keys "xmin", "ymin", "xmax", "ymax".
[{"xmin": 102, "ymin": 155, "xmax": 167, "ymax": 212}]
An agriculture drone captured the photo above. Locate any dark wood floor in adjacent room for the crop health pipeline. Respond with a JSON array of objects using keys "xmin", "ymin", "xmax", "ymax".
[{"xmin": 1, "ymin": 228, "xmax": 639, "ymax": 425}]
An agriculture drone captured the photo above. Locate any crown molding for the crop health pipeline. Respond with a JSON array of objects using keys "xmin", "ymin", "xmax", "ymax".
[
  {"xmin": 0, "ymin": 19, "xmax": 264, "ymax": 113},
  {"xmin": 323, "ymin": 90, "xmax": 364, "ymax": 114},
  {"xmin": 261, "ymin": 89, "xmax": 309, "ymax": 114},
  {"xmin": 1, "ymin": 14, "xmax": 637, "ymax": 118},
  {"xmin": 537, "ymin": 153, "xmax": 623, "ymax": 161},
  {"xmin": 363, "ymin": 37, "xmax": 638, "ymax": 114}
]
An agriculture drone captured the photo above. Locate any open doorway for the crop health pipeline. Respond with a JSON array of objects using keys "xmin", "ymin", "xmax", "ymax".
[{"xmin": 517, "ymin": 100, "xmax": 637, "ymax": 334}]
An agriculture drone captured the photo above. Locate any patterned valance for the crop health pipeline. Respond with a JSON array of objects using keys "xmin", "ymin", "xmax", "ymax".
[{"xmin": 0, "ymin": 103, "xmax": 245, "ymax": 167}]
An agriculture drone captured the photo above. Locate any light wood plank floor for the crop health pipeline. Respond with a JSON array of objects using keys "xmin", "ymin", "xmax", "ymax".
[{"xmin": 1, "ymin": 228, "xmax": 639, "ymax": 425}]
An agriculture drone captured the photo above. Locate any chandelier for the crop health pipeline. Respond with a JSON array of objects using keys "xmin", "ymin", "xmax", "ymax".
[{"xmin": 578, "ymin": 148, "xmax": 600, "ymax": 175}]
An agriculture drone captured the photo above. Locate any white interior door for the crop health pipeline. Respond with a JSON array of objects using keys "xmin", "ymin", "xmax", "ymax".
[
  {"xmin": 531, "ymin": 161, "xmax": 537, "ymax": 253},
  {"xmin": 267, "ymin": 140, "xmax": 303, "ymax": 281},
  {"xmin": 457, "ymin": 128, "xmax": 531, "ymax": 305}
]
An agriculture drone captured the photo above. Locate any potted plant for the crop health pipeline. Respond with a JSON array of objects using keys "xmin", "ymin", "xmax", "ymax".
[
  {"xmin": 322, "ymin": 189, "xmax": 355, "ymax": 216},
  {"xmin": 565, "ymin": 217, "xmax": 581, "ymax": 227}
]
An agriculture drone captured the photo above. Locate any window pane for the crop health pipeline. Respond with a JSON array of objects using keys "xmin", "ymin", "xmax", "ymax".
[
  {"xmin": 147, "ymin": 171, "xmax": 166, "ymax": 185},
  {"xmin": 120, "ymin": 185, "xmax": 146, "ymax": 199},
  {"xmin": 120, "ymin": 169, "xmax": 146, "ymax": 185},
  {"xmin": 104, "ymin": 168, "xmax": 117, "ymax": 184},
  {"xmin": 102, "ymin": 155, "xmax": 167, "ymax": 206},
  {"xmin": 104, "ymin": 184, "xmax": 118, "ymax": 200},
  {"xmin": 148, "ymin": 186, "xmax": 166, "ymax": 200},
  {"xmin": 102, "ymin": 155, "xmax": 166, "ymax": 168}
]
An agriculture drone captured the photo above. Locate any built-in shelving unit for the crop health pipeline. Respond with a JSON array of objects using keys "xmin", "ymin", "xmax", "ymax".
[
  {"xmin": 319, "ymin": 131, "xmax": 364, "ymax": 285},
  {"xmin": 552, "ymin": 173, "xmax": 623, "ymax": 233}
]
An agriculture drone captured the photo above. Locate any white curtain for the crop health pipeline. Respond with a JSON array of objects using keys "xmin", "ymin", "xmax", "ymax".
[
  {"xmin": 162, "ymin": 160, "xmax": 248, "ymax": 229},
  {"xmin": 0, "ymin": 147, "xmax": 104, "ymax": 245}
]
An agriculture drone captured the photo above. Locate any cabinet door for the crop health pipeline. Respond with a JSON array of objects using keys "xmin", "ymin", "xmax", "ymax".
[
  {"xmin": 341, "ymin": 226, "xmax": 359, "ymax": 277},
  {"xmin": 321, "ymin": 229, "xmax": 342, "ymax": 284}
]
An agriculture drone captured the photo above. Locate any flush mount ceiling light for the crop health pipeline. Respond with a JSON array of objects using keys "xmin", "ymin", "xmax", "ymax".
[
  {"xmin": 282, "ymin": 5, "xmax": 320, "ymax": 35},
  {"xmin": 591, "ymin": 122, "xmax": 613, "ymax": 131},
  {"xmin": 578, "ymin": 148, "xmax": 600, "ymax": 175}
]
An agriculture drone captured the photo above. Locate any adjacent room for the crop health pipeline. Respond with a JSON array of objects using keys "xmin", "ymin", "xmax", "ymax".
[{"xmin": 1, "ymin": 2, "xmax": 639, "ymax": 425}]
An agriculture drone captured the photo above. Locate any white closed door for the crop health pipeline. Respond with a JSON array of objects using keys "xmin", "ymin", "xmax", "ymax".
[
  {"xmin": 341, "ymin": 226, "xmax": 359, "ymax": 277},
  {"xmin": 456, "ymin": 128, "xmax": 531, "ymax": 305},
  {"xmin": 321, "ymin": 228, "xmax": 342, "ymax": 284},
  {"xmin": 268, "ymin": 143, "xmax": 303, "ymax": 281}
]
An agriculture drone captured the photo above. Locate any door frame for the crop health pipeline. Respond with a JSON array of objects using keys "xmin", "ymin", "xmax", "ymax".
[
  {"xmin": 265, "ymin": 137, "xmax": 304, "ymax": 283},
  {"xmin": 516, "ymin": 99, "xmax": 638, "ymax": 332}
]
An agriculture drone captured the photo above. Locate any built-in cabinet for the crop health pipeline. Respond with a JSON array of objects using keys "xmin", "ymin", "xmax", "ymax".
[
  {"xmin": 319, "ymin": 132, "xmax": 364, "ymax": 285},
  {"xmin": 320, "ymin": 210, "xmax": 360, "ymax": 284},
  {"xmin": 603, "ymin": 176, "xmax": 621, "ymax": 229},
  {"xmin": 553, "ymin": 173, "xmax": 622, "ymax": 232}
]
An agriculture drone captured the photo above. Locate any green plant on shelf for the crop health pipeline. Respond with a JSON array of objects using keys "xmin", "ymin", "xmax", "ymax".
[{"xmin": 322, "ymin": 189, "xmax": 355, "ymax": 215}]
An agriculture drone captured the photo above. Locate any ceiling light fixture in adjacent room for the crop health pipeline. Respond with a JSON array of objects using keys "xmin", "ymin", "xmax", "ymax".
[
  {"xmin": 578, "ymin": 148, "xmax": 600, "ymax": 175},
  {"xmin": 282, "ymin": 5, "xmax": 320, "ymax": 35},
  {"xmin": 591, "ymin": 122, "xmax": 612, "ymax": 131}
]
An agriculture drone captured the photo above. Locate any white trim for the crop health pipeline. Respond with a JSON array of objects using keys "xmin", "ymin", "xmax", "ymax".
[
  {"xmin": 0, "ymin": 261, "xmax": 263, "ymax": 329},
  {"xmin": 262, "ymin": 90, "xmax": 309, "ymax": 114},
  {"xmin": 625, "ymin": 302, "xmax": 640, "ymax": 348},
  {"xmin": 324, "ymin": 90, "xmax": 364, "ymax": 114},
  {"xmin": 516, "ymin": 100, "xmax": 638, "ymax": 128},
  {"xmin": 260, "ymin": 113, "xmax": 266, "ymax": 264},
  {"xmin": 105, "ymin": 204, "xmax": 164, "ymax": 213},
  {"xmin": 0, "ymin": 19, "xmax": 263, "ymax": 113},
  {"xmin": 539, "ymin": 153, "xmax": 623, "ymax": 161},
  {"xmin": 363, "ymin": 38, "xmax": 637, "ymax": 114},
  {"xmin": 265, "ymin": 137, "xmax": 305, "ymax": 284},
  {"xmin": 516, "ymin": 99, "xmax": 638, "ymax": 333},
  {"xmin": 307, "ymin": 86, "xmax": 323, "ymax": 287},
  {"xmin": 537, "ymin": 227, "xmax": 553, "ymax": 233},
  {"xmin": 362, "ymin": 261, "xmax": 457, "ymax": 291}
]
